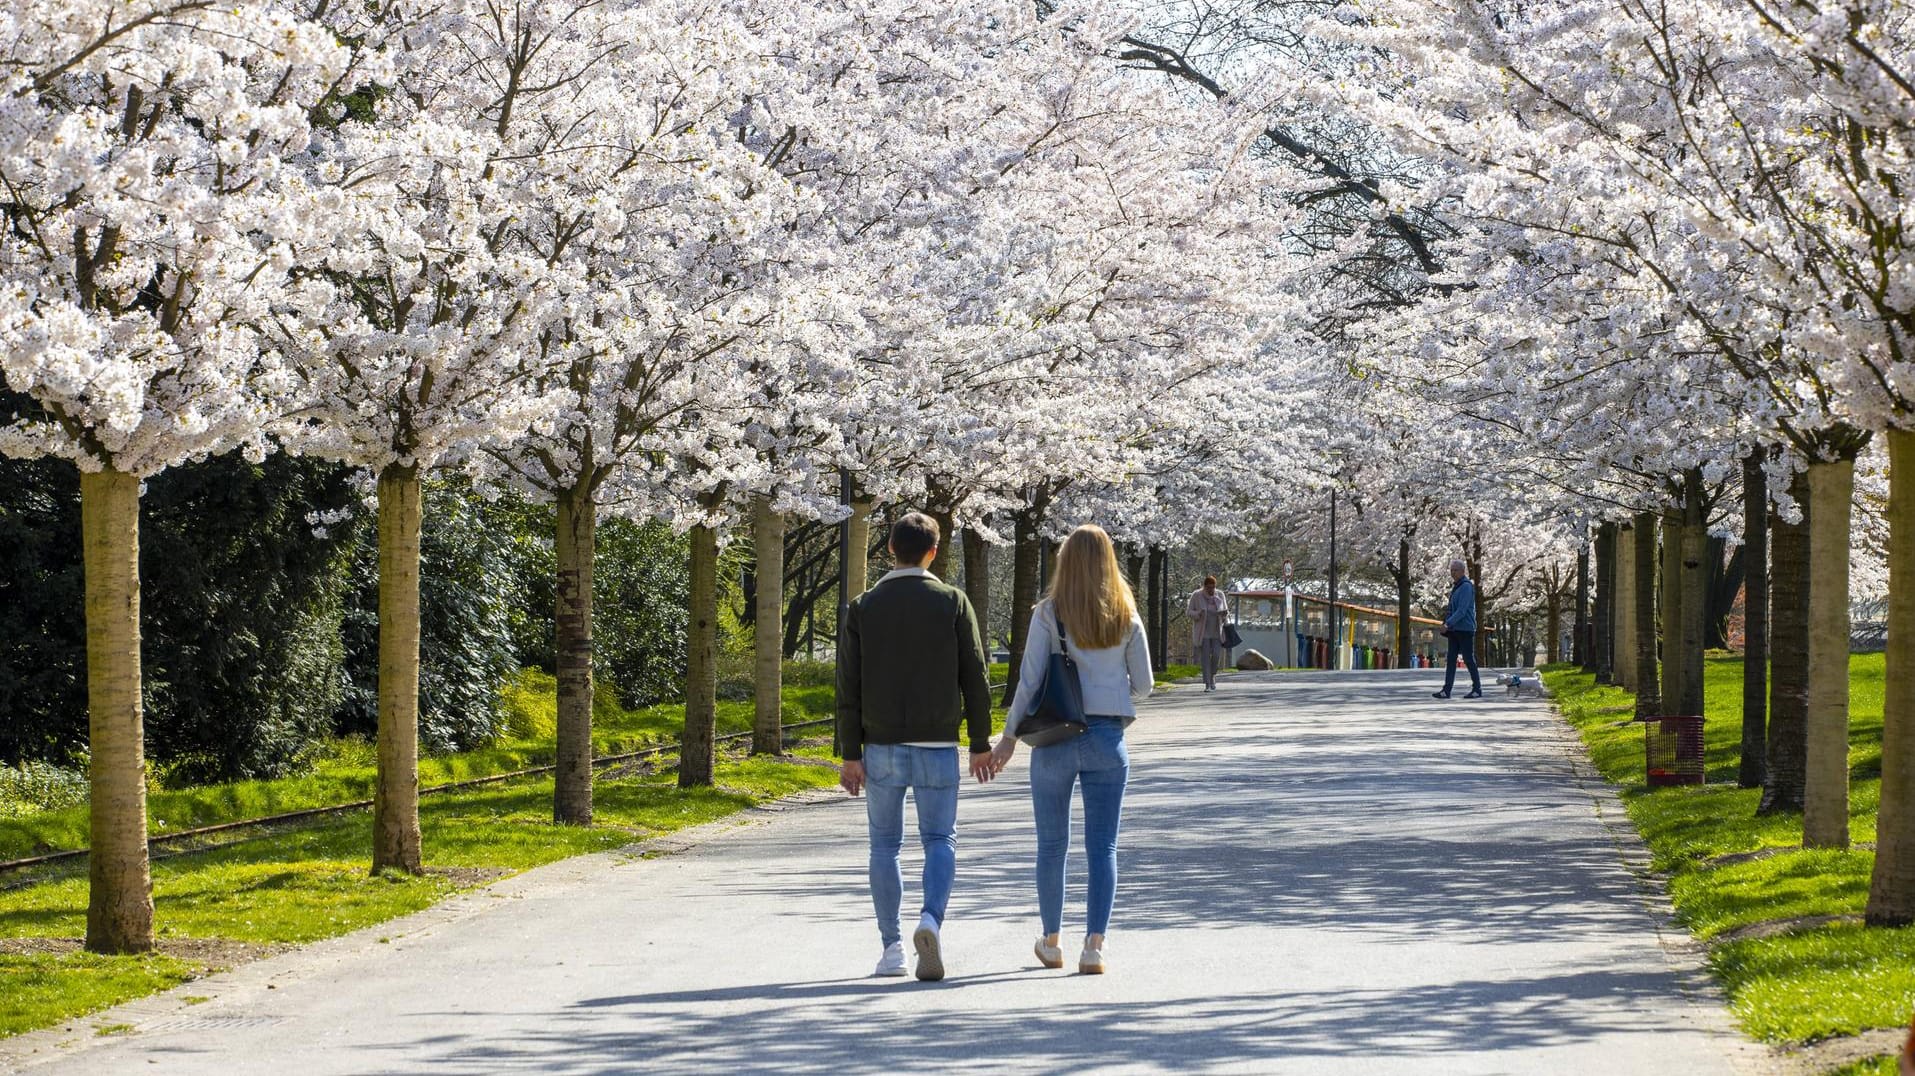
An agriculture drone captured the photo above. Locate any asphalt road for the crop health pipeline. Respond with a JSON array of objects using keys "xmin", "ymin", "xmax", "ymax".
[{"xmin": 3, "ymin": 669, "xmax": 1761, "ymax": 1075}]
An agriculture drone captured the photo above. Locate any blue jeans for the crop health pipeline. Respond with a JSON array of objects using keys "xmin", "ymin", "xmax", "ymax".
[
  {"xmin": 1443, "ymin": 631, "xmax": 1481, "ymax": 694},
  {"xmin": 863, "ymin": 744, "xmax": 959, "ymax": 947},
  {"xmin": 1029, "ymin": 718, "xmax": 1129, "ymax": 936}
]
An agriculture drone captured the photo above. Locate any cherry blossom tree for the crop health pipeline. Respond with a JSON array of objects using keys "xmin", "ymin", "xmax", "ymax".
[{"xmin": 0, "ymin": 0, "xmax": 361, "ymax": 949}]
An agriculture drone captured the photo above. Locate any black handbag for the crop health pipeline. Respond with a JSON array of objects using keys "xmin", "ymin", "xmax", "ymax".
[
  {"xmin": 1222, "ymin": 622, "xmax": 1243, "ymax": 649},
  {"xmin": 1016, "ymin": 610, "xmax": 1090, "ymax": 747}
]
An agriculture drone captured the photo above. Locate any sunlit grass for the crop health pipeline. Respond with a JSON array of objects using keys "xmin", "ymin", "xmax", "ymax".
[{"xmin": 1544, "ymin": 655, "xmax": 1909, "ymax": 1044}]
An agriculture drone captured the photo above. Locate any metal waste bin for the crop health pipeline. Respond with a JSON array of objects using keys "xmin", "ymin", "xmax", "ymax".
[{"xmin": 1639, "ymin": 716, "xmax": 1705, "ymax": 787}]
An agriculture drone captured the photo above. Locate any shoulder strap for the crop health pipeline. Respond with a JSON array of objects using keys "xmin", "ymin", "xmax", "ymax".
[{"xmin": 1052, "ymin": 603, "xmax": 1068, "ymax": 653}]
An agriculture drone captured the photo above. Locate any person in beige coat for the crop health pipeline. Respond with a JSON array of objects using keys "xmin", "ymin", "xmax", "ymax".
[{"xmin": 1187, "ymin": 576, "xmax": 1230, "ymax": 692}]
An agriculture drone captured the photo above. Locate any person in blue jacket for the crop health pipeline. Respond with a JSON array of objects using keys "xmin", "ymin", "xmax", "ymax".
[{"xmin": 1433, "ymin": 558, "xmax": 1482, "ymax": 699}]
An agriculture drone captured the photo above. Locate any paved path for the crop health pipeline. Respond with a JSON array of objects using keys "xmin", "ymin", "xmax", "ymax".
[{"xmin": 6, "ymin": 670, "xmax": 1763, "ymax": 1075}]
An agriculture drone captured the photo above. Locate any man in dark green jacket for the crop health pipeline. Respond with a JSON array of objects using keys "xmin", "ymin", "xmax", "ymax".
[{"xmin": 836, "ymin": 511, "xmax": 994, "ymax": 981}]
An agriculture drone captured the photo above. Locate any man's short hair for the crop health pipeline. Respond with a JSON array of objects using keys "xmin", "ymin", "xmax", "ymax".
[
  {"xmin": 890, "ymin": 512, "xmax": 940, "ymax": 564},
  {"xmin": 1450, "ymin": 558, "xmax": 1467, "ymax": 573}
]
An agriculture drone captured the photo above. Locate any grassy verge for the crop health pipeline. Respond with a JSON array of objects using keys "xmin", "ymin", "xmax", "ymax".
[
  {"xmin": 1542, "ymin": 655, "xmax": 1914, "ymax": 1046},
  {"xmin": 0, "ymin": 668, "xmax": 845, "ymax": 1040},
  {"xmin": 0, "ymin": 667, "xmax": 836, "ymax": 861}
]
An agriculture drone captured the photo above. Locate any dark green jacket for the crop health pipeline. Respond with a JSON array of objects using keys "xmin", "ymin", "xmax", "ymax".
[{"xmin": 836, "ymin": 569, "xmax": 993, "ymax": 761}]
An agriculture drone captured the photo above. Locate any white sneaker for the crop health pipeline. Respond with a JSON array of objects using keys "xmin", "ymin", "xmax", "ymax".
[
  {"xmin": 874, "ymin": 941, "xmax": 907, "ymax": 977},
  {"xmin": 1034, "ymin": 936, "xmax": 1063, "ymax": 969},
  {"xmin": 1079, "ymin": 939, "xmax": 1106, "ymax": 975},
  {"xmin": 912, "ymin": 918, "xmax": 945, "ymax": 981}
]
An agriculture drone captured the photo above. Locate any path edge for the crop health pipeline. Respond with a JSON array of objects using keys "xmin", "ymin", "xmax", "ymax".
[{"xmin": 0, "ymin": 786, "xmax": 847, "ymax": 1074}]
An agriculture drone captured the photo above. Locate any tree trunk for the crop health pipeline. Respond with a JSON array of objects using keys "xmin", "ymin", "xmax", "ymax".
[
  {"xmin": 1039, "ymin": 537, "xmax": 1058, "ymax": 593},
  {"xmin": 81, "ymin": 467, "xmax": 155, "ymax": 954},
  {"xmin": 1546, "ymin": 588, "xmax": 1563, "ymax": 665},
  {"xmin": 1804, "ymin": 455, "xmax": 1854, "ymax": 849},
  {"xmin": 681, "ymin": 524, "xmax": 719, "ymax": 788},
  {"xmin": 752, "ymin": 498, "xmax": 785, "ymax": 756},
  {"xmin": 1705, "ymin": 537, "xmax": 1745, "ymax": 651},
  {"xmin": 1148, "ymin": 546, "xmax": 1168, "ymax": 671},
  {"xmin": 1396, "ymin": 537, "xmax": 1413, "ymax": 668},
  {"xmin": 373, "ymin": 465, "xmax": 424, "ymax": 875},
  {"xmin": 1575, "ymin": 542, "xmax": 1591, "ymax": 670},
  {"xmin": 1742, "ymin": 453, "xmax": 1770, "ymax": 789},
  {"xmin": 928, "ymin": 506, "xmax": 954, "ymax": 581},
  {"xmin": 962, "ymin": 528, "xmax": 991, "ymax": 649},
  {"xmin": 1661, "ymin": 506, "xmax": 1686, "ymax": 716},
  {"xmin": 1003, "ymin": 509, "xmax": 1040, "ymax": 706},
  {"xmin": 1595, "ymin": 522, "xmax": 1615, "ymax": 683},
  {"xmin": 1616, "ymin": 522, "xmax": 1638, "ymax": 691},
  {"xmin": 553, "ymin": 485, "xmax": 596, "ymax": 825},
  {"xmin": 1633, "ymin": 511, "xmax": 1663, "ymax": 720},
  {"xmin": 845, "ymin": 499, "xmax": 872, "ymax": 601},
  {"xmin": 1763, "ymin": 468, "xmax": 1811, "ymax": 815},
  {"xmin": 1126, "ymin": 548, "xmax": 1145, "ymax": 597},
  {"xmin": 1868, "ymin": 426, "xmax": 1915, "ymax": 925},
  {"xmin": 1681, "ymin": 469, "xmax": 1707, "ymax": 717}
]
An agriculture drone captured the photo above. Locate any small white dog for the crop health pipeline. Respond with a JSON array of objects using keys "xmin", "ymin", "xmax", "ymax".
[{"xmin": 1502, "ymin": 673, "xmax": 1544, "ymax": 698}]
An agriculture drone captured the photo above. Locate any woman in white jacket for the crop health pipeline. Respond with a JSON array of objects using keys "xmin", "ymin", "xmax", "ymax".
[{"xmin": 990, "ymin": 524, "xmax": 1152, "ymax": 975}]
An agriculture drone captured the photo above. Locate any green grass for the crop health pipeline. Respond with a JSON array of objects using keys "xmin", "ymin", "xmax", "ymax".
[
  {"xmin": 0, "ymin": 667, "xmax": 838, "ymax": 861},
  {"xmin": 0, "ymin": 951, "xmax": 197, "ymax": 1038},
  {"xmin": 1827, "ymin": 1056, "xmax": 1900, "ymax": 1076},
  {"xmin": 1543, "ymin": 655, "xmax": 1915, "ymax": 1045},
  {"xmin": 0, "ymin": 671, "xmax": 843, "ymax": 1041}
]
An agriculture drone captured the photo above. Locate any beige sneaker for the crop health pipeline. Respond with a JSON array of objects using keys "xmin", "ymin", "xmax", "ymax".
[
  {"xmin": 1034, "ymin": 937, "xmax": 1063, "ymax": 969},
  {"xmin": 1079, "ymin": 940, "xmax": 1106, "ymax": 975}
]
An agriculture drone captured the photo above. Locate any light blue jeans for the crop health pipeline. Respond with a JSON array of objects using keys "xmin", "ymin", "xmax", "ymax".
[
  {"xmin": 1029, "ymin": 717, "xmax": 1129, "ymax": 936},
  {"xmin": 863, "ymin": 744, "xmax": 959, "ymax": 947}
]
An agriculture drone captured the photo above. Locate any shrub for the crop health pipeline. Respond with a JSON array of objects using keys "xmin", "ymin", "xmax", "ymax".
[{"xmin": 0, "ymin": 760, "xmax": 89, "ymax": 818}]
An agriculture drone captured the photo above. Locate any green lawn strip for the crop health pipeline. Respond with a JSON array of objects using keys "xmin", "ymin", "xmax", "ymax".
[
  {"xmin": 1542, "ymin": 656, "xmax": 1913, "ymax": 1046},
  {"xmin": 0, "ymin": 670, "xmax": 838, "ymax": 861},
  {"xmin": 0, "ymin": 951, "xmax": 198, "ymax": 1039},
  {"xmin": 0, "ymin": 755, "xmax": 838, "ymax": 1037}
]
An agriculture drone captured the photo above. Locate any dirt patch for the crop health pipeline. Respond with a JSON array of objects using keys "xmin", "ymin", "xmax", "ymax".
[
  {"xmin": 0, "ymin": 936, "xmax": 292, "ymax": 969},
  {"xmin": 1709, "ymin": 914, "xmax": 1864, "ymax": 946},
  {"xmin": 423, "ymin": 866, "xmax": 512, "ymax": 888},
  {"xmin": 1771, "ymin": 1026, "xmax": 1908, "ymax": 1075}
]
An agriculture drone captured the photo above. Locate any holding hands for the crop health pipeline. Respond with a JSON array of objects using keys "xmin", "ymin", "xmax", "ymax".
[{"xmin": 989, "ymin": 734, "xmax": 1018, "ymax": 775}]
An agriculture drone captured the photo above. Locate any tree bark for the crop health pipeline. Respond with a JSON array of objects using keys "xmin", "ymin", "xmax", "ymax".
[
  {"xmin": 1868, "ymin": 426, "xmax": 1915, "ymax": 925},
  {"xmin": 962, "ymin": 528, "xmax": 990, "ymax": 652},
  {"xmin": 1595, "ymin": 522, "xmax": 1615, "ymax": 683},
  {"xmin": 1148, "ymin": 546, "xmax": 1168, "ymax": 671},
  {"xmin": 1126, "ymin": 548, "xmax": 1145, "ymax": 597},
  {"xmin": 752, "ymin": 498, "xmax": 785, "ymax": 756},
  {"xmin": 373, "ymin": 465, "xmax": 424, "ymax": 875},
  {"xmin": 1741, "ymin": 453, "xmax": 1770, "ymax": 789},
  {"xmin": 1762, "ymin": 468, "xmax": 1810, "ymax": 815},
  {"xmin": 1004, "ymin": 508, "xmax": 1040, "ymax": 706},
  {"xmin": 1616, "ymin": 522, "xmax": 1638, "ymax": 691},
  {"xmin": 81, "ymin": 467, "xmax": 155, "ymax": 954},
  {"xmin": 928, "ymin": 505, "xmax": 954, "ymax": 581},
  {"xmin": 845, "ymin": 499, "xmax": 872, "ymax": 601},
  {"xmin": 1575, "ymin": 541, "xmax": 1591, "ymax": 670},
  {"xmin": 1633, "ymin": 511, "xmax": 1662, "ymax": 720},
  {"xmin": 1681, "ymin": 468, "xmax": 1707, "ymax": 717},
  {"xmin": 680, "ymin": 523, "xmax": 719, "ymax": 788},
  {"xmin": 1396, "ymin": 537, "xmax": 1413, "ymax": 668},
  {"xmin": 553, "ymin": 485, "xmax": 596, "ymax": 824},
  {"xmin": 1661, "ymin": 506, "xmax": 1686, "ymax": 716},
  {"xmin": 1804, "ymin": 455, "xmax": 1854, "ymax": 849}
]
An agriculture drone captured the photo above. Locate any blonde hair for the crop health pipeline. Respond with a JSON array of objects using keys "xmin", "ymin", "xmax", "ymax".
[{"xmin": 1048, "ymin": 524, "xmax": 1137, "ymax": 650}]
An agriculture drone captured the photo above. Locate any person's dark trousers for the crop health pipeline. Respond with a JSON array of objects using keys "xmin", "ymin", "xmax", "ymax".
[{"xmin": 1442, "ymin": 631, "xmax": 1481, "ymax": 695}]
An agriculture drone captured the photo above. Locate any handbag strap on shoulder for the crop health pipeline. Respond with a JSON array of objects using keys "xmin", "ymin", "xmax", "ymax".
[{"xmin": 1053, "ymin": 604, "xmax": 1068, "ymax": 654}]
